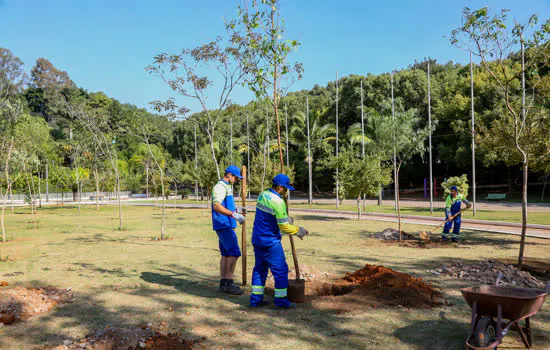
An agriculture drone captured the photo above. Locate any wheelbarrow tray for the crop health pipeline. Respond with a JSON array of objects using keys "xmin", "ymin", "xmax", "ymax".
[{"xmin": 460, "ymin": 285, "xmax": 547, "ymax": 320}]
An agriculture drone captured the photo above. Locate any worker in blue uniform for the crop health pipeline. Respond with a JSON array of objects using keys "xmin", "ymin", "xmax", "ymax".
[
  {"xmin": 442, "ymin": 185, "xmax": 471, "ymax": 242},
  {"xmin": 212, "ymin": 165, "xmax": 246, "ymax": 295},
  {"xmin": 250, "ymin": 174, "xmax": 309, "ymax": 308}
]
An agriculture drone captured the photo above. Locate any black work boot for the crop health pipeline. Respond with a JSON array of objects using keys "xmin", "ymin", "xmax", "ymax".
[
  {"xmin": 218, "ymin": 278, "xmax": 228, "ymax": 292},
  {"xmin": 223, "ymin": 279, "xmax": 243, "ymax": 295}
]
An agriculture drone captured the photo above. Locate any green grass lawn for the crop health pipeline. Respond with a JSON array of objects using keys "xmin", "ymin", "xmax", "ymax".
[
  {"xmin": 292, "ymin": 203, "xmax": 550, "ymax": 225},
  {"xmin": 0, "ymin": 205, "xmax": 549, "ymax": 349}
]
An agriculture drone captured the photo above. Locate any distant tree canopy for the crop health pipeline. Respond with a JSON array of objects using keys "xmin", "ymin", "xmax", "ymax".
[{"xmin": 0, "ymin": 41, "xmax": 548, "ymax": 199}]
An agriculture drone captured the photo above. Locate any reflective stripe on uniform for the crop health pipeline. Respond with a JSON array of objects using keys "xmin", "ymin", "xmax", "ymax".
[
  {"xmin": 274, "ymin": 288, "xmax": 287, "ymax": 298},
  {"xmin": 277, "ymin": 218, "xmax": 289, "ymax": 224},
  {"xmin": 257, "ymin": 203, "xmax": 275, "ymax": 215},
  {"xmin": 251, "ymin": 285, "xmax": 265, "ymax": 295}
]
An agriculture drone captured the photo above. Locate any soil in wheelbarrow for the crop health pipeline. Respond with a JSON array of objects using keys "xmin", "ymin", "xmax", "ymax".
[
  {"xmin": 428, "ymin": 260, "xmax": 546, "ymax": 288},
  {"xmin": 307, "ymin": 264, "xmax": 443, "ymax": 313}
]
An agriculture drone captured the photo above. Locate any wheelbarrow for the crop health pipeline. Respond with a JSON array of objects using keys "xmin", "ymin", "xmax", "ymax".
[{"xmin": 460, "ymin": 275, "xmax": 550, "ymax": 349}]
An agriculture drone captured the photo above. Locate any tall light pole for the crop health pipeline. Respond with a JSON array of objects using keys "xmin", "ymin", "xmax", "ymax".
[
  {"xmin": 247, "ymin": 113, "xmax": 251, "ymax": 200},
  {"xmin": 470, "ymin": 51, "xmax": 477, "ymax": 216},
  {"xmin": 428, "ymin": 62, "xmax": 434, "ymax": 215},
  {"xmin": 285, "ymin": 103, "xmax": 289, "ymax": 169},
  {"xmin": 391, "ymin": 72, "xmax": 397, "ymax": 211},
  {"xmin": 266, "ymin": 105, "xmax": 270, "ymax": 158},
  {"xmin": 194, "ymin": 124, "xmax": 198, "ymax": 202},
  {"xmin": 230, "ymin": 116, "xmax": 233, "ymax": 164},
  {"xmin": 361, "ymin": 79, "xmax": 366, "ymax": 210},
  {"xmin": 336, "ymin": 72, "xmax": 339, "ymax": 209},
  {"xmin": 285, "ymin": 103, "xmax": 290, "ymax": 201},
  {"xmin": 307, "ymin": 96, "xmax": 312, "ymax": 205}
]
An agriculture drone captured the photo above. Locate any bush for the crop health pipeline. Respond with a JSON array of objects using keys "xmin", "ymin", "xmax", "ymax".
[{"xmin": 441, "ymin": 174, "xmax": 469, "ymax": 199}]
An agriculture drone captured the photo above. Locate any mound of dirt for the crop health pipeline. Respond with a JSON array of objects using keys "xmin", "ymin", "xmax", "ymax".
[
  {"xmin": 429, "ymin": 260, "xmax": 546, "ymax": 288},
  {"xmin": 52, "ymin": 323, "xmax": 199, "ymax": 350},
  {"xmin": 373, "ymin": 228, "xmax": 414, "ymax": 241},
  {"xmin": 342, "ymin": 264, "xmax": 442, "ymax": 308},
  {"xmin": 0, "ymin": 286, "xmax": 75, "ymax": 325}
]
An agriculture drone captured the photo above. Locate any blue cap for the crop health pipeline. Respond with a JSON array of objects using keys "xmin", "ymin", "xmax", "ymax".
[
  {"xmin": 450, "ymin": 186, "xmax": 458, "ymax": 191},
  {"xmin": 272, "ymin": 174, "xmax": 295, "ymax": 191},
  {"xmin": 225, "ymin": 165, "xmax": 243, "ymax": 179}
]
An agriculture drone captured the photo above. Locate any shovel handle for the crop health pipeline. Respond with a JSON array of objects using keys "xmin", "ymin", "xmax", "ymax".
[{"xmin": 289, "ymin": 235, "xmax": 300, "ymax": 280}]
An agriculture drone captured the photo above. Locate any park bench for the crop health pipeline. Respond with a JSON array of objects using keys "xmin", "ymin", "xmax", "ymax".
[
  {"xmin": 89, "ymin": 195, "xmax": 104, "ymax": 201},
  {"xmin": 486, "ymin": 193, "xmax": 507, "ymax": 201}
]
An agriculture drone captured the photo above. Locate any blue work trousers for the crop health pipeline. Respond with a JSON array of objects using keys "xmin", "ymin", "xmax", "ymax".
[{"xmin": 250, "ymin": 241, "xmax": 291, "ymax": 308}]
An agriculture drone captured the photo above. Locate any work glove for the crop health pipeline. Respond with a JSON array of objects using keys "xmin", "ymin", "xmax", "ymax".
[
  {"xmin": 466, "ymin": 202, "xmax": 472, "ymax": 209},
  {"xmin": 236, "ymin": 206, "xmax": 247, "ymax": 215},
  {"xmin": 296, "ymin": 226, "xmax": 309, "ymax": 240},
  {"xmin": 445, "ymin": 208, "xmax": 451, "ymax": 218},
  {"xmin": 231, "ymin": 212, "xmax": 246, "ymax": 224},
  {"xmin": 288, "ymin": 217, "xmax": 295, "ymax": 225}
]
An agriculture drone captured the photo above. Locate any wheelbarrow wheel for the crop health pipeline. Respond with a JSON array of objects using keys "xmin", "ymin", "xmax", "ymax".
[{"xmin": 472, "ymin": 316, "xmax": 497, "ymax": 349}]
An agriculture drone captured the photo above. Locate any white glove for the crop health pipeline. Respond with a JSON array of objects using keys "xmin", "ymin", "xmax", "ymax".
[
  {"xmin": 296, "ymin": 226, "xmax": 309, "ymax": 240},
  {"xmin": 288, "ymin": 217, "xmax": 295, "ymax": 225},
  {"xmin": 231, "ymin": 212, "xmax": 246, "ymax": 224},
  {"xmin": 236, "ymin": 206, "xmax": 247, "ymax": 214}
]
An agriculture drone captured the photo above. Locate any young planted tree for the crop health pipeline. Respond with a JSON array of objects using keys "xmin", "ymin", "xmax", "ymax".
[
  {"xmin": 322, "ymin": 148, "xmax": 391, "ymax": 219},
  {"xmin": 374, "ymin": 107, "xmax": 431, "ymax": 239},
  {"xmin": 228, "ymin": 0, "xmax": 303, "ymax": 173},
  {"xmin": 451, "ymin": 7, "xmax": 550, "ymax": 265},
  {"xmin": 68, "ymin": 102, "xmax": 124, "ymax": 230},
  {"xmin": 146, "ymin": 37, "xmax": 245, "ymax": 179}
]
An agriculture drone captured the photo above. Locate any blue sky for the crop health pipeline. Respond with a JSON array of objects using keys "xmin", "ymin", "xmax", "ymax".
[{"xmin": 1, "ymin": 0, "xmax": 549, "ymax": 114}]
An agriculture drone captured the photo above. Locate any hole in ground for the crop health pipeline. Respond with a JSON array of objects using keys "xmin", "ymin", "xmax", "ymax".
[{"xmin": 308, "ymin": 282, "xmax": 355, "ymax": 296}]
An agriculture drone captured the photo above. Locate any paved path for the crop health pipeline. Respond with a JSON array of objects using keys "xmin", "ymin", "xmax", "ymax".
[
  {"xmin": 127, "ymin": 202, "xmax": 550, "ymax": 239},
  {"xmin": 286, "ymin": 198, "xmax": 550, "ymax": 212}
]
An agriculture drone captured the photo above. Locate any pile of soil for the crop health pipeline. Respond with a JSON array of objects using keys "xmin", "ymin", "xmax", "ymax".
[
  {"xmin": 0, "ymin": 285, "xmax": 75, "ymax": 325},
  {"xmin": 429, "ymin": 260, "xmax": 546, "ymax": 288},
  {"xmin": 373, "ymin": 228, "xmax": 414, "ymax": 241},
  {"xmin": 342, "ymin": 264, "xmax": 442, "ymax": 308},
  {"xmin": 309, "ymin": 264, "xmax": 443, "ymax": 312},
  {"xmin": 52, "ymin": 323, "xmax": 200, "ymax": 349}
]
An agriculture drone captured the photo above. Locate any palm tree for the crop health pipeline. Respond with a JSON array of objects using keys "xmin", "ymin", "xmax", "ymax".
[{"xmin": 290, "ymin": 110, "xmax": 335, "ymax": 202}]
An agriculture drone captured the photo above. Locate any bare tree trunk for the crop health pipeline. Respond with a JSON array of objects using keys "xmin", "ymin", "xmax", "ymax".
[
  {"xmin": 116, "ymin": 172, "xmax": 122, "ymax": 230},
  {"xmin": 75, "ymin": 167, "xmax": 81, "ymax": 215},
  {"xmin": 1, "ymin": 187, "xmax": 5, "ymax": 243},
  {"xmin": 542, "ymin": 175, "xmax": 547, "ymax": 202},
  {"xmin": 2, "ymin": 137, "xmax": 14, "ymax": 243},
  {"xmin": 159, "ymin": 172, "xmax": 166, "ymax": 240},
  {"xmin": 94, "ymin": 167, "xmax": 100, "ymax": 210},
  {"xmin": 24, "ymin": 162, "xmax": 36, "ymax": 228},
  {"xmin": 397, "ymin": 170, "xmax": 402, "ymax": 241},
  {"xmin": 518, "ymin": 161, "xmax": 529, "ymax": 266},
  {"xmin": 208, "ymin": 131, "xmax": 220, "ymax": 179},
  {"xmin": 30, "ymin": 166, "xmax": 39, "ymax": 223},
  {"xmin": 38, "ymin": 174, "xmax": 42, "ymax": 208},
  {"xmin": 356, "ymin": 195, "xmax": 361, "ymax": 220},
  {"xmin": 9, "ymin": 186, "xmax": 13, "ymax": 211},
  {"xmin": 378, "ymin": 188, "xmax": 383, "ymax": 206}
]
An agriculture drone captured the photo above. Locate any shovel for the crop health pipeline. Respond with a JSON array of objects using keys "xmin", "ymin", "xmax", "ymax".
[
  {"xmin": 418, "ymin": 209, "xmax": 467, "ymax": 241},
  {"xmin": 285, "ymin": 196, "xmax": 305, "ymax": 303}
]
